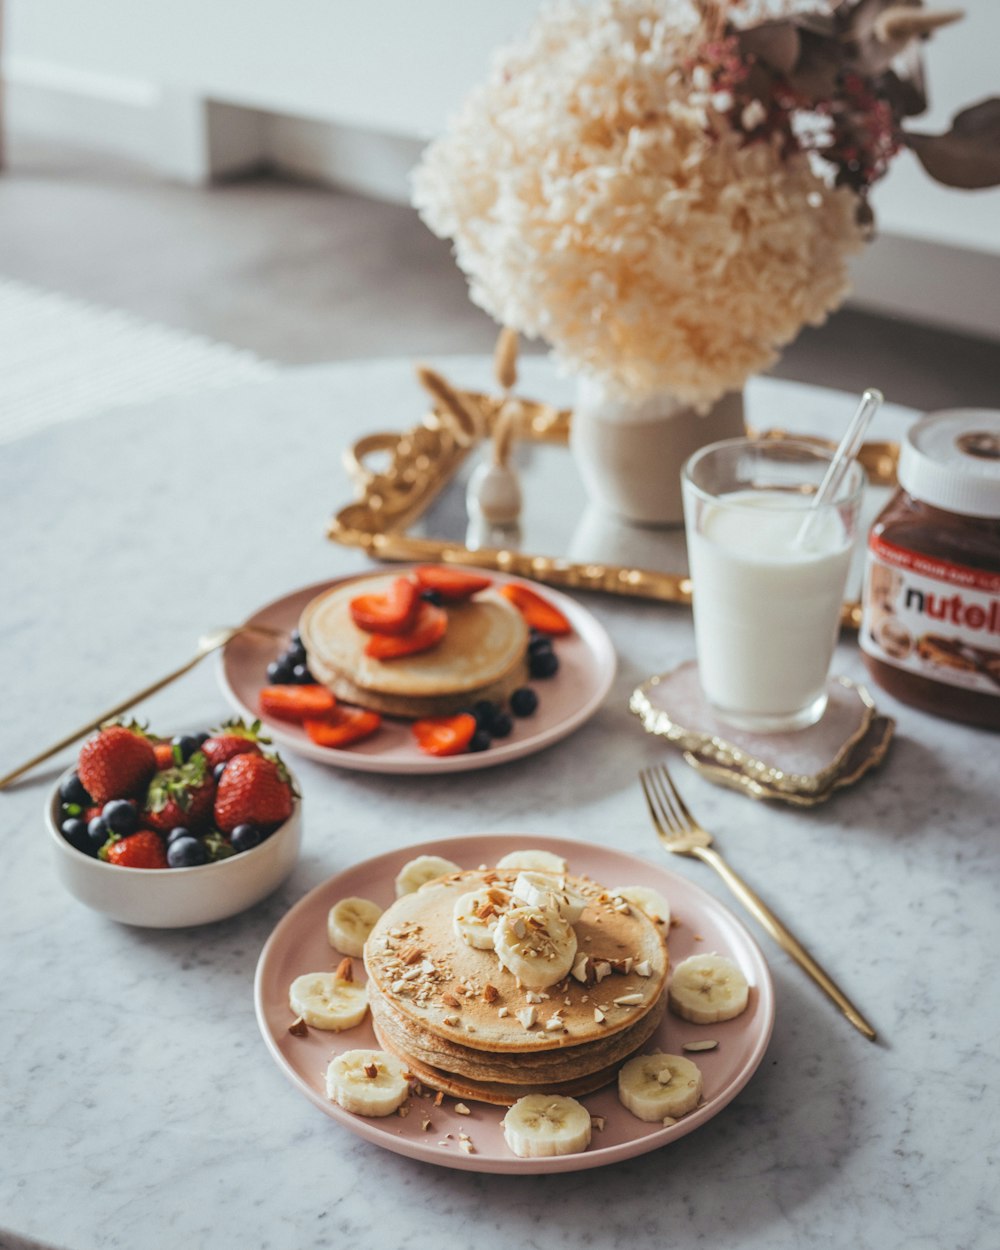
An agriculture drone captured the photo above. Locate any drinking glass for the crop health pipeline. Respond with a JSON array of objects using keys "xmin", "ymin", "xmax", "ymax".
[{"xmin": 682, "ymin": 438, "xmax": 865, "ymax": 733}]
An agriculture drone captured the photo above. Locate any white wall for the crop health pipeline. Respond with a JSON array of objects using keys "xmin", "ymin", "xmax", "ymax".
[
  {"xmin": 4, "ymin": 1, "xmax": 541, "ymax": 139},
  {"xmin": 4, "ymin": 0, "xmax": 999, "ymax": 335}
]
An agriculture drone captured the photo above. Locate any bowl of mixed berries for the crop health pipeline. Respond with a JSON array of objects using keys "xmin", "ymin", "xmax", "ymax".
[{"xmin": 46, "ymin": 718, "xmax": 302, "ymax": 927}]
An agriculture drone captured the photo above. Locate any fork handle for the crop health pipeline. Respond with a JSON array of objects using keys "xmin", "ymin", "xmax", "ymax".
[
  {"xmin": 692, "ymin": 845, "xmax": 877, "ymax": 1042},
  {"xmin": 0, "ymin": 649, "xmax": 216, "ymax": 791}
]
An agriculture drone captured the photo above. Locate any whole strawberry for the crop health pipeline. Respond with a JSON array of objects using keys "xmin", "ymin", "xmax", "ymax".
[
  {"xmin": 103, "ymin": 830, "xmax": 168, "ymax": 869},
  {"xmin": 78, "ymin": 724, "xmax": 157, "ymax": 805},
  {"xmin": 201, "ymin": 719, "xmax": 268, "ymax": 771},
  {"xmin": 143, "ymin": 752, "xmax": 215, "ymax": 834},
  {"xmin": 214, "ymin": 752, "xmax": 294, "ymax": 834}
]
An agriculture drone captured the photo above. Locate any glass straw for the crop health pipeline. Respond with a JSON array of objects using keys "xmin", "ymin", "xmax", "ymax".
[{"xmin": 797, "ymin": 387, "xmax": 883, "ymax": 545}]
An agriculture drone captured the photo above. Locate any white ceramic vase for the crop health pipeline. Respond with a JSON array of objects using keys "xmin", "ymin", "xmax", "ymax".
[{"xmin": 569, "ymin": 376, "xmax": 746, "ymax": 526}]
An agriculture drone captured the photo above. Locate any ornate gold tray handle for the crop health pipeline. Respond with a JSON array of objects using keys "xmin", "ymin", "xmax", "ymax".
[
  {"xmin": 330, "ymin": 390, "xmax": 693, "ymax": 603},
  {"xmin": 327, "ymin": 343, "xmax": 896, "ymax": 627}
]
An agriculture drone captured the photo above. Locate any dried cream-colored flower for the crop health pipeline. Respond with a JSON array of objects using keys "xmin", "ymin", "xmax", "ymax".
[{"xmin": 412, "ymin": 0, "xmax": 865, "ymax": 407}]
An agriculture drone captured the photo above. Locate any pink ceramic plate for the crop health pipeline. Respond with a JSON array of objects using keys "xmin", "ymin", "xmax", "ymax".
[
  {"xmin": 254, "ymin": 833, "xmax": 775, "ymax": 1174},
  {"xmin": 216, "ymin": 572, "xmax": 616, "ymax": 774}
]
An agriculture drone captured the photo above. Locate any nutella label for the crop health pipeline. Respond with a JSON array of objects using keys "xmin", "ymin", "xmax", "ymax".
[{"xmin": 860, "ymin": 535, "xmax": 1000, "ymax": 697}]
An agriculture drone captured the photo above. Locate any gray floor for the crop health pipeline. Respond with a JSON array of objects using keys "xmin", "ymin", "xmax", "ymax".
[{"xmin": 2, "ymin": 134, "xmax": 998, "ymax": 412}]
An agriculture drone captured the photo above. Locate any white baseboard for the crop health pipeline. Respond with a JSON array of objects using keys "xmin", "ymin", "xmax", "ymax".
[
  {"xmin": 4, "ymin": 57, "xmax": 998, "ymax": 341},
  {"xmin": 4, "ymin": 56, "xmax": 164, "ymax": 168},
  {"xmin": 261, "ymin": 113, "xmax": 422, "ymax": 205},
  {"xmin": 3, "ymin": 54, "xmax": 423, "ymax": 194}
]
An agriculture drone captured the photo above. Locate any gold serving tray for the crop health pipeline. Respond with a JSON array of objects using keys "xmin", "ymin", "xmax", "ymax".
[{"xmin": 326, "ymin": 361, "xmax": 899, "ymax": 626}]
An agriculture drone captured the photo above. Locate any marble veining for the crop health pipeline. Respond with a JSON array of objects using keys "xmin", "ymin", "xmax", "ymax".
[{"xmin": 0, "ymin": 359, "xmax": 997, "ymax": 1250}]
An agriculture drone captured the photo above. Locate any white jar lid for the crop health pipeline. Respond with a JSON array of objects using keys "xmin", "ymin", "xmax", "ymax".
[{"xmin": 897, "ymin": 409, "xmax": 1000, "ymax": 518}]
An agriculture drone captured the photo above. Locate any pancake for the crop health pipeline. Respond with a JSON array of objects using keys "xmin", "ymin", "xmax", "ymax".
[
  {"xmin": 363, "ymin": 869, "xmax": 669, "ymax": 1057},
  {"xmin": 371, "ymin": 1019, "xmax": 628, "ymax": 1106},
  {"xmin": 299, "ymin": 574, "xmax": 529, "ymax": 718},
  {"xmin": 370, "ymin": 978, "xmax": 667, "ymax": 1086}
]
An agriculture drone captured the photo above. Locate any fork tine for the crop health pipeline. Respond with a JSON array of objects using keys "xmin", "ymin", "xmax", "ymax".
[
  {"xmin": 638, "ymin": 769, "xmax": 666, "ymax": 836},
  {"xmin": 654, "ymin": 762, "xmax": 697, "ymax": 831},
  {"xmin": 641, "ymin": 765, "xmax": 687, "ymax": 836},
  {"xmin": 646, "ymin": 763, "xmax": 685, "ymax": 833}
]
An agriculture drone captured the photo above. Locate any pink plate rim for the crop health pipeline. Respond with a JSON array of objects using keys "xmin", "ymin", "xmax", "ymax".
[
  {"xmin": 254, "ymin": 831, "xmax": 775, "ymax": 1174},
  {"xmin": 216, "ymin": 570, "xmax": 617, "ymax": 775}
]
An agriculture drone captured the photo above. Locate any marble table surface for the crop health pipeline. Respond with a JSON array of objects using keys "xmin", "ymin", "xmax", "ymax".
[{"xmin": 1, "ymin": 357, "xmax": 996, "ymax": 1250}]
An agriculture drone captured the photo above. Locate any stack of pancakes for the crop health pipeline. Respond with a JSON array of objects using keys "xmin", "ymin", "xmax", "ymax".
[
  {"xmin": 363, "ymin": 868, "xmax": 670, "ymax": 1105},
  {"xmin": 298, "ymin": 574, "xmax": 529, "ymax": 718}
]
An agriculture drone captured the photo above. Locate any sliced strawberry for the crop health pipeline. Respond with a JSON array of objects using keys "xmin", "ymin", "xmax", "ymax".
[
  {"xmin": 413, "ymin": 565, "xmax": 493, "ymax": 601},
  {"xmin": 365, "ymin": 602, "xmax": 447, "ymax": 660},
  {"xmin": 499, "ymin": 583, "xmax": 572, "ymax": 635},
  {"xmin": 303, "ymin": 706, "xmax": 383, "ymax": 749},
  {"xmin": 349, "ymin": 576, "xmax": 420, "ymax": 635},
  {"xmin": 412, "ymin": 712, "xmax": 477, "ymax": 757},
  {"xmin": 102, "ymin": 830, "xmax": 168, "ymax": 870},
  {"xmin": 259, "ymin": 684, "xmax": 336, "ymax": 723}
]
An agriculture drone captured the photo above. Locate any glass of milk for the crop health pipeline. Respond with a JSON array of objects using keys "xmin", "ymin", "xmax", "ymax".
[{"xmin": 682, "ymin": 438, "xmax": 865, "ymax": 733}]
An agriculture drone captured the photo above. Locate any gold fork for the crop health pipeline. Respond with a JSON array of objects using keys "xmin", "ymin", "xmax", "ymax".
[
  {"xmin": 0, "ymin": 623, "xmax": 287, "ymax": 790},
  {"xmin": 639, "ymin": 763, "xmax": 877, "ymax": 1042}
]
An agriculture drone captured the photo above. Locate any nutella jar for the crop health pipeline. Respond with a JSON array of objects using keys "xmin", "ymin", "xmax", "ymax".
[{"xmin": 860, "ymin": 410, "xmax": 1000, "ymax": 729}]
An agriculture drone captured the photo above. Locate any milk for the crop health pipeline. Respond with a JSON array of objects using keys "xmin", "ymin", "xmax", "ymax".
[{"xmin": 686, "ymin": 490, "xmax": 853, "ymax": 728}]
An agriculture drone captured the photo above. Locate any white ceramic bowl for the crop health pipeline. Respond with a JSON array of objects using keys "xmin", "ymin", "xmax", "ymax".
[{"xmin": 45, "ymin": 768, "xmax": 302, "ymax": 928}]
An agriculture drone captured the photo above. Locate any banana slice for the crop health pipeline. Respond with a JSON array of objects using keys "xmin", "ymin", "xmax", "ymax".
[
  {"xmin": 502, "ymin": 1093, "xmax": 592, "ymax": 1157},
  {"xmin": 613, "ymin": 884, "xmax": 671, "ymax": 928},
  {"xmin": 493, "ymin": 904, "xmax": 577, "ymax": 989},
  {"xmin": 393, "ymin": 854, "xmax": 462, "ymax": 897},
  {"xmin": 325, "ymin": 1049, "xmax": 410, "ymax": 1117},
  {"xmin": 512, "ymin": 871, "xmax": 585, "ymax": 923},
  {"xmin": 453, "ymin": 885, "xmax": 512, "ymax": 949},
  {"xmin": 669, "ymin": 953, "xmax": 749, "ymax": 1024},
  {"xmin": 617, "ymin": 1052, "xmax": 703, "ymax": 1121},
  {"xmin": 327, "ymin": 896, "xmax": 383, "ymax": 957},
  {"xmin": 289, "ymin": 971, "xmax": 369, "ymax": 1031},
  {"xmin": 496, "ymin": 849, "xmax": 568, "ymax": 873}
]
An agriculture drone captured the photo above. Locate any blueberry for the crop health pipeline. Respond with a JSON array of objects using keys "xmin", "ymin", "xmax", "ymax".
[
  {"xmin": 510, "ymin": 687, "xmax": 539, "ymax": 717},
  {"xmin": 172, "ymin": 733, "xmax": 202, "ymax": 762},
  {"xmin": 267, "ymin": 657, "xmax": 293, "ymax": 684},
  {"xmin": 213, "ymin": 761, "xmax": 229, "ymax": 781},
  {"xmin": 421, "ymin": 589, "xmax": 444, "ymax": 606},
  {"xmin": 472, "ymin": 699, "xmax": 501, "ymax": 731},
  {"xmin": 528, "ymin": 635, "xmax": 554, "ymax": 656},
  {"xmin": 490, "ymin": 711, "xmax": 513, "ymax": 739},
  {"xmin": 166, "ymin": 825, "xmax": 193, "ymax": 844},
  {"xmin": 61, "ymin": 818, "xmax": 91, "ymax": 854},
  {"xmin": 87, "ymin": 815, "xmax": 110, "ymax": 851},
  {"xmin": 287, "ymin": 640, "xmax": 307, "ymax": 666},
  {"xmin": 290, "ymin": 628, "xmax": 303, "ymax": 646},
  {"xmin": 529, "ymin": 649, "xmax": 559, "ymax": 679},
  {"xmin": 167, "ymin": 835, "xmax": 208, "ymax": 868},
  {"xmin": 59, "ymin": 771, "xmax": 92, "ymax": 807},
  {"xmin": 230, "ymin": 823, "xmax": 262, "ymax": 853},
  {"xmin": 468, "ymin": 729, "xmax": 492, "ymax": 753},
  {"xmin": 194, "ymin": 731, "xmax": 210, "ymax": 746},
  {"xmin": 102, "ymin": 798, "xmax": 138, "ymax": 835},
  {"xmin": 291, "ymin": 663, "xmax": 313, "ymax": 685}
]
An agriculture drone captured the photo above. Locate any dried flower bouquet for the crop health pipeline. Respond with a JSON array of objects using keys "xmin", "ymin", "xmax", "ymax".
[{"xmin": 413, "ymin": 1, "xmax": 999, "ymax": 408}]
